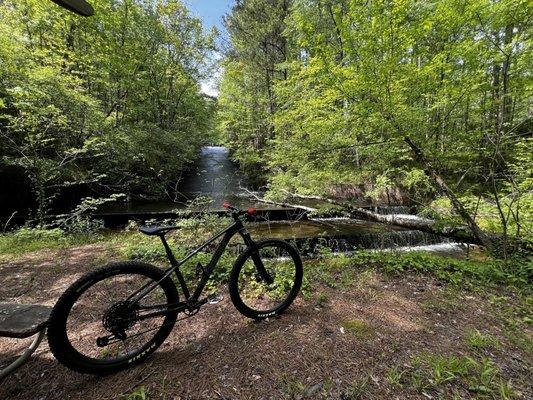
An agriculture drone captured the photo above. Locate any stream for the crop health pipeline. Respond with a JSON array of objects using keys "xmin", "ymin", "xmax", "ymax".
[{"xmin": 98, "ymin": 146, "xmax": 463, "ymax": 255}]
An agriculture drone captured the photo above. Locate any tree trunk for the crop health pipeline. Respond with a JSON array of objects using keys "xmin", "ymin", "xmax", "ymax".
[
  {"xmin": 241, "ymin": 188, "xmax": 316, "ymax": 212},
  {"xmin": 404, "ymin": 136, "xmax": 494, "ymax": 249}
]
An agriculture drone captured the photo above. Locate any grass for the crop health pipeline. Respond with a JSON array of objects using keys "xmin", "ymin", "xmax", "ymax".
[
  {"xmin": 397, "ymin": 353, "xmax": 517, "ymax": 398},
  {"xmin": 315, "ymin": 291, "xmax": 330, "ymax": 307},
  {"xmin": 354, "ymin": 269, "xmax": 378, "ymax": 289},
  {"xmin": 123, "ymin": 386, "xmax": 148, "ymax": 400},
  {"xmin": 310, "ymin": 250, "xmax": 532, "ymax": 291},
  {"xmin": 0, "ymin": 227, "xmax": 105, "ymax": 257},
  {"xmin": 489, "ymin": 295, "xmax": 533, "ymax": 353},
  {"xmin": 304, "ymin": 255, "xmax": 358, "ymax": 290},
  {"xmin": 279, "ymin": 374, "xmax": 306, "ymax": 397},
  {"xmin": 352, "ymin": 251, "xmax": 533, "ymax": 289},
  {"xmin": 420, "ymin": 288, "xmax": 461, "ymax": 313},
  {"xmin": 342, "ymin": 375, "xmax": 370, "ymax": 399},
  {"xmin": 386, "ymin": 365, "xmax": 405, "ymax": 386},
  {"xmin": 341, "ymin": 319, "xmax": 375, "ymax": 339},
  {"xmin": 466, "ymin": 329, "xmax": 500, "ymax": 351},
  {"xmin": 0, "ymin": 215, "xmax": 234, "ymax": 258}
]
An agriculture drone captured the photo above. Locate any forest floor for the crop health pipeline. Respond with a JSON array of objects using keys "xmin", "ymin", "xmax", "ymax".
[{"xmin": 0, "ymin": 242, "xmax": 531, "ymax": 400}]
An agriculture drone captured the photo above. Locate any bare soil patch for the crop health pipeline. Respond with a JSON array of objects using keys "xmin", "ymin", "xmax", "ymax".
[{"xmin": 0, "ymin": 245, "xmax": 531, "ymax": 399}]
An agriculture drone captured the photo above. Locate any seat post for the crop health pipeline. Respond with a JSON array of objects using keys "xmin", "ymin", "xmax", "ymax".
[{"xmin": 159, "ymin": 235, "xmax": 177, "ymax": 266}]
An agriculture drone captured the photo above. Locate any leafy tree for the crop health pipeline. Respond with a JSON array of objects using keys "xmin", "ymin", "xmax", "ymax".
[
  {"xmin": 218, "ymin": 0, "xmax": 292, "ymax": 184},
  {"xmin": 0, "ymin": 0, "xmax": 216, "ymax": 222},
  {"xmin": 218, "ymin": 0, "xmax": 532, "ymax": 241}
]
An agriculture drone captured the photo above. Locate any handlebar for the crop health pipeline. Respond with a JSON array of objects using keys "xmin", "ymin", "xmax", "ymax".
[{"xmin": 222, "ymin": 202, "xmax": 257, "ymax": 217}]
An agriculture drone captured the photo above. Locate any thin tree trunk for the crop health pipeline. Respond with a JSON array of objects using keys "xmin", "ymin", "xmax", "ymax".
[
  {"xmin": 404, "ymin": 136, "xmax": 494, "ymax": 249},
  {"xmin": 241, "ymin": 188, "xmax": 316, "ymax": 213}
]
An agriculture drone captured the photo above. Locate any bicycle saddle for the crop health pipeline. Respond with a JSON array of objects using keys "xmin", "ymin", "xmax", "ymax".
[{"xmin": 139, "ymin": 226, "xmax": 179, "ymax": 236}]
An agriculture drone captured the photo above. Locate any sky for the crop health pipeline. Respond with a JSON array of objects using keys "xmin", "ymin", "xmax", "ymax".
[
  {"xmin": 185, "ymin": 0, "xmax": 234, "ymax": 97},
  {"xmin": 185, "ymin": 0, "xmax": 233, "ymax": 34}
]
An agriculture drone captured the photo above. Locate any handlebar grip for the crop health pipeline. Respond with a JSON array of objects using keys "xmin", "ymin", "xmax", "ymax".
[
  {"xmin": 222, "ymin": 202, "xmax": 256, "ymax": 217},
  {"xmin": 222, "ymin": 202, "xmax": 239, "ymax": 212}
]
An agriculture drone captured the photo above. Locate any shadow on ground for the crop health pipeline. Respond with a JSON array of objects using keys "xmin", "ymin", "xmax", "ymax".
[{"xmin": 1, "ymin": 245, "xmax": 531, "ymax": 399}]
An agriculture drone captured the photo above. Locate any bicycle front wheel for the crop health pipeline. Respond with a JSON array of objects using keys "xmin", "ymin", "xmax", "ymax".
[
  {"xmin": 47, "ymin": 261, "xmax": 179, "ymax": 375},
  {"xmin": 229, "ymin": 239, "xmax": 303, "ymax": 320}
]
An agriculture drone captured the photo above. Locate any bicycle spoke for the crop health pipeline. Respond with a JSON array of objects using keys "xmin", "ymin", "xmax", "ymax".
[
  {"xmin": 237, "ymin": 245, "xmax": 297, "ymax": 313},
  {"xmin": 65, "ymin": 271, "xmax": 169, "ymax": 361}
]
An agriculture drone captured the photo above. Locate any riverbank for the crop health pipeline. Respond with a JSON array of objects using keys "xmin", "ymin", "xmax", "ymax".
[
  {"xmin": 1, "ymin": 217, "xmax": 530, "ymax": 283},
  {"xmin": 0, "ymin": 230, "xmax": 531, "ymax": 399}
]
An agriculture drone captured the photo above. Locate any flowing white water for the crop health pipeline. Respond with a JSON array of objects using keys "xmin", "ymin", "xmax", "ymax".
[{"xmin": 380, "ymin": 242, "xmax": 475, "ymax": 254}]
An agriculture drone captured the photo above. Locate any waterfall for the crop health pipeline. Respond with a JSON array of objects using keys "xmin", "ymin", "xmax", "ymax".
[
  {"xmin": 294, "ymin": 230, "xmax": 447, "ymax": 254},
  {"xmin": 248, "ymin": 218, "xmax": 449, "ymax": 254}
]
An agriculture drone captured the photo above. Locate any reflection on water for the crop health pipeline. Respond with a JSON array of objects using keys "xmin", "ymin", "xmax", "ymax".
[
  {"xmin": 177, "ymin": 146, "xmax": 243, "ymax": 206},
  {"xmin": 100, "ymin": 146, "xmax": 273, "ymax": 213},
  {"xmin": 248, "ymin": 219, "xmax": 405, "ymax": 239}
]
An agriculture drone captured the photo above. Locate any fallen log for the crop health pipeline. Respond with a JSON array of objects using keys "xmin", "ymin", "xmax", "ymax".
[
  {"xmin": 241, "ymin": 188, "xmax": 317, "ymax": 213},
  {"xmin": 278, "ymin": 191, "xmax": 483, "ymax": 245}
]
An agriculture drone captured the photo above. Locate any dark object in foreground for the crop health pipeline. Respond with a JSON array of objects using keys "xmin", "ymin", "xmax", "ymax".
[
  {"xmin": 0, "ymin": 303, "xmax": 50, "ymax": 338},
  {"xmin": 47, "ymin": 203, "xmax": 303, "ymax": 375},
  {"xmin": 50, "ymin": 0, "xmax": 94, "ymax": 16},
  {"xmin": 0, "ymin": 303, "xmax": 51, "ymax": 379}
]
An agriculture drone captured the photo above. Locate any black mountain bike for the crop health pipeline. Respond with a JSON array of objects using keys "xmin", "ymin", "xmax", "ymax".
[{"xmin": 47, "ymin": 203, "xmax": 303, "ymax": 375}]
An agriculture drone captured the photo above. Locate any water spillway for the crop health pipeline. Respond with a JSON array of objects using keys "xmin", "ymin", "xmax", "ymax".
[{"xmin": 247, "ymin": 218, "xmax": 448, "ymax": 253}]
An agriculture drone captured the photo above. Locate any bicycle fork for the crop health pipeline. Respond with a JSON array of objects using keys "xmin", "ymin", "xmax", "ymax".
[{"xmin": 239, "ymin": 228, "xmax": 274, "ymax": 285}]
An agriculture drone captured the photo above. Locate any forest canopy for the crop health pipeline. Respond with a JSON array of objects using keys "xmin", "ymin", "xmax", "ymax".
[
  {"xmin": 0, "ymin": 0, "xmax": 531, "ymax": 246},
  {"xmin": 218, "ymin": 0, "xmax": 532, "ymax": 242},
  {"xmin": 0, "ymin": 0, "xmax": 216, "ymax": 222}
]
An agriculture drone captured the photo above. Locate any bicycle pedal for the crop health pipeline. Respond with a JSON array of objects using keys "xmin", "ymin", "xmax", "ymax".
[{"xmin": 207, "ymin": 293, "xmax": 223, "ymax": 304}]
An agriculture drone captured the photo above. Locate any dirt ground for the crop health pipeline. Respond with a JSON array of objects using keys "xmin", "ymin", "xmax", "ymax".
[{"xmin": 0, "ymin": 245, "xmax": 531, "ymax": 399}]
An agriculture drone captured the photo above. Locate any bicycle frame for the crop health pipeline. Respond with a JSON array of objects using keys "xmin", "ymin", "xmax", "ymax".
[{"xmin": 126, "ymin": 215, "xmax": 269, "ymax": 322}]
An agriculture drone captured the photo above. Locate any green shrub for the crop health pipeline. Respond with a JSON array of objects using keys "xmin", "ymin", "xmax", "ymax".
[
  {"xmin": 12, "ymin": 227, "xmax": 64, "ymax": 241},
  {"xmin": 0, "ymin": 226, "xmax": 109, "ymax": 256},
  {"xmin": 0, "ymin": 227, "xmax": 79, "ymax": 255},
  {"xmin": 348, "ymin": 251, "xmax": 531, "ymax": 289},
  {"xmin": 399, "ymin": 353, "xmax": 517, "ymax": 398},
  {"xmin": 121, "ymin": 237, "xmax": 170, "ymax": 262}
]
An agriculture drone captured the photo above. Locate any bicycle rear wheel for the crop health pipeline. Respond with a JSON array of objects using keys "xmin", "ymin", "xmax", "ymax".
[
  {"xmin": 48, "ymin": 261, "xmax": 179, "ymax": 375},
  {"xmin": 229, "ymin": 239, "xmax": 303, "ymax": 320}
]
